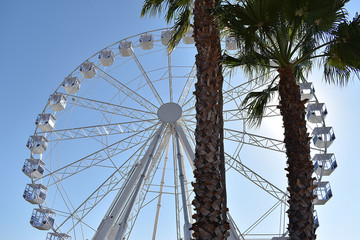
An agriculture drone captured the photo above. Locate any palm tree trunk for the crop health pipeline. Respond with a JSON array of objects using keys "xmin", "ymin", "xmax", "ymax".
[
  {"xmin": 277, "ymin": 68, "xmax": 317, "ymax": 240},
  {"xmin": 191, "ymin": 0, "xmax": 229, "ymax": 239}
]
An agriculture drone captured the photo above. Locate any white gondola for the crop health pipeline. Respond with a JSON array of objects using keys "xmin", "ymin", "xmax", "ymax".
[
  {"xmin": 62, "ymin": 76, "xmax": 81, "ymax": 94},
  {"xmin": 313, "ymin": 181, "xmax": 333, "ymax": 205},
  {"xmin": 119, "ymin": 41, "xmax": 133, "ymax": 57},
  {"xmin": 47, "ymin": 232, "xmax": 71, "ymax": 240},
  {"xmin": 307, "ymin": 103, "xmax": 328, "ymax": 123},
  {"xmin": 36, "ymin": 113, "xmax": 56, "ymax": 132},
  {"xmin": 23, "ymin": 183, "xmax": 47, "ymax": 204},
  {"xmin": 182, "ymin": 29, "xmax": 194, "ymax": 44},
  {"xmin": 314, "ymin": 210, "xmax": 320, "ymax": 229},
  {"xmin": 30, "ymin": 208, "xmax": 55, "ymax": 230},
  {"xmin": 139, "ymin": 34, "xmax": 154, "ymax": 50},
  {"xmin": 80, "ymin": 62, "xmax": 97, "ymax": 79},
  {"xmin": 312, "ymin": 127, "xmax": 335, "ymax": 148},
  {"xmin": 225, "ymin": 36, "xmax": 238, "ymax": 50},
  {"xmin": 48, "ymin": 93, "xmax": 67, "ymax": 112},
  {"xmin": 271, "ymin": 237, "xmax": 289, "ymax": 240},
  {"xmin": 161, "ymin": 30, "xmax": 172, "ymax": 46},
  {"xmin": 269, "ymin": 60, "xmax": 278, "ymax": 67},
  {"xmin": 26, "ymin": 135, "xmax": 48, "ymax": 154},
  {"xmin": 299, "ymin": 82, "xmax": 315, "ymax": 100},
  {"xmin": 313, "ymin": 153, "xmax": 337, "ymax": 176},
  {"xmin": 98, "ymin": 50, "xmax": 115, "ymax": 66},
  {"xmin": 22, "ymin": 158, "xmax": 45, "ymax": 179}
]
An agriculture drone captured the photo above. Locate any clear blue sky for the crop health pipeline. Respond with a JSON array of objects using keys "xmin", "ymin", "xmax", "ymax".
[{"xmin": 1, "ymin": 1, "xmax": 359, "ymax": 240}]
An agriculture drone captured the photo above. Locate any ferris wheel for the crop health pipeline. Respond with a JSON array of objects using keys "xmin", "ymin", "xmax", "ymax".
[{"xmin": 22, "ymin": 28, "xmax": 337, "ymax": 240}]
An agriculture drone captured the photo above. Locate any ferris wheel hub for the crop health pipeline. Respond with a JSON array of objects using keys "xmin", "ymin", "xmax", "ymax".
[{"xmin": 157, "ymin": 102, "xmax": 182, "ymax": 123}]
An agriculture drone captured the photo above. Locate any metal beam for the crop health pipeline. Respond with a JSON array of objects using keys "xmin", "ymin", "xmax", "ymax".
[
  {"xmin": 132, "ymin": 52, "xmax": 164, "ymax": 105},
  {"xmin": 92, "ymin": 123, "xmax": 165, "ymax": 240},
  {"xmin": 174, "ymin": 124, "xmax": 192, "ymax": 240}
]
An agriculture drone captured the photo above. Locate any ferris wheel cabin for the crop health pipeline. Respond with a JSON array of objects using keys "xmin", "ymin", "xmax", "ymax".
[
  {"xmin": 314, "ymin": 210, "xmax": 320, "ymax": 229},
  {"xmin": 98, "ymin": 50, "xmax": 115, "ymax": 67},
  {"xmin": 139, "ymin": 34, "xmax": 154, "ymax": 50},
  {"xmin": 62, "ymin": 76, "xmax": 81, "ymax": 94},
  {"xmin": 23, "ymin": 183, "xmax": 47, "ymax": 204},
  {"xmin": 119, "ymin": 41, "xmax": 134, "ymax": 57},
  {"xmin": 313, "ymin": 153, "xmax": 337, "ymax": 176},
  {"xmin": 161, "ymin": 30, "xmax": 172, "ymax": 46},
  {"xmin": 36, "ymin": 113, "xmax": 57, "ymax": 132},
  {"xmin": 307, "ymin": 103, "xmax": 328, "ymax": 123},
  {"xmin": 48, "ymin": 93, "xmax": 67, "ymax": 112},
  {"xmin": 313, "ymin": 181, "xmax": 333, "ymax": 205},
  {"xmin": 312, "ymin": 127, "xmax": 336, "ymax": 148},
  {"xmin": 30, "ymin": 208, "xmax": 55, "ymax": 230},
  {"xmin": 22, "ymin": 158, "xmax": 45, "ymax": 179},
  {"xmin": 182, "ymin": 29, "xmax": 195, "ymax": 44},
  {"xmin": 26, "ymin": 135, "xmax": 48, "ymax": 154},
  {"xmin": 225, "ymin": 36, "xmax": 238, "ymax": 50},
  {"xmin": 80, "ymin": 62, "xmax": 97, "ymax": 79},
  {"xmin": 300, "ymin": 82, "xmax": 315, "ymax": 100}
]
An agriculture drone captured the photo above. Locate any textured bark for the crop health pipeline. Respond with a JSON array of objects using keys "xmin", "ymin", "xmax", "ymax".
[
  {"xmin": 277, "ymin": 68, "xmax": 317, "ymax": 240},
  {"xmin": 191, "ymin": 0, "xmax": 229, "ymax": 239}
]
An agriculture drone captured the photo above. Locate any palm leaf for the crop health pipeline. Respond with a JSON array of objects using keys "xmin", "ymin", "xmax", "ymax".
[
  {"xmin": 323, "ymin": 13, "xmax": 360, "ymax": 85},
  {"xmin": 141, "ymin": 0, "xmax": 193, "ymax": 50},
  {"xmin": 241, "ymin": 80, "xmax": 278, "ymax": 127}
]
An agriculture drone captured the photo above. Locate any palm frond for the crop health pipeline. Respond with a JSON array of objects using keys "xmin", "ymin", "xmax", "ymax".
[
  {"xmin": 141, "ymin": 0, "xmax": 168, "ymax": 19},
  {"xmin": 241, "ymin": 80, "xmax": 278, "ymax": 128},
  {"xmin": 141, "ymin": 0, "xmax": 193, "ymax": 51},
  {"xmin": 222, "ymin": 49, "xmax": 272, "ymax": 79},
  {"xmin": 305, "ymin": 0, "xmax": 349, "ymax": 42},
  {"xmin": 168, "ymin": 4, "xmax": 192, "ymax": 50},
  {"xmin": 323, "ymin": 13, "xmax": 360, "ymax": 85},
  {"xmin": 165, "ymin": 0, "xmax": 193, "ymax": 23}
]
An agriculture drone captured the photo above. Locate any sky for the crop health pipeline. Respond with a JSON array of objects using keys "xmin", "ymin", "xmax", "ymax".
[{"xmin": 1, "ymin": 1, "xmax": 360, "ymax": 240}]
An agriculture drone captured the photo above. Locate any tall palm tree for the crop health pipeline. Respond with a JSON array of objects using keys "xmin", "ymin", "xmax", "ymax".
[
  {"xmin": 141, "ymin": 0, "xmax": 230, "ymax": 239},
  {"xmin": 215, "ymin": 0, "xmax": 360, "ymax": 239}
]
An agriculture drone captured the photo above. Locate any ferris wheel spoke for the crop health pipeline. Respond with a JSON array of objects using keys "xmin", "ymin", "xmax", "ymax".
[
  {"xmin": 224, "ymin": 128, "xmax": 323, "ymax": 153},
  {"xmin": 224, "ymin": 152, "xmax": 287, "ymax": 204},
  {"xmin": 224, "ymin": 128, "xmax": 285, "ymax": 153},
  {"xmin": 223, "ymin": 73, "xmax": 276, "ymax": 105},
  {"xmin": 223, "ymin": 105, "xmax": 281, "ymax": 122},
  {"xmin": 37, "ymin": 123, "xmax": 161, "ymax": 187},
  {"xmin": 181, "ymin": 95, "xmax": 196, "ymax": 114},
  {"xmin": 56, "ymin": 144, "xmax": 150, "ymax": 233},
  {"xmin": 168, "ymin": 52, "xmax": 173, "ymax": 102},
  {"xmin": 131, "ymin": 51, "xmax": 164, "ymax": 105},
  {"xmin": 181, "ymin": 106, "xmax": 195, "ymax": 117},
  {"xmin": 177, "ymin": 64, "xmax": 196, "ymax": 106},
  {"xmin": 222, "ymin": 69, "xmax": 239, "ymax": 91},
  {"xmin": 43, "ymin": 119, "xmax": 157, "ymax": 141},
  {"xmin": 65, "ymin": 94, "xmax": 156, "ymax": 122},
  {"xmin": 242, "ymin": 198, "xmax": 286, "ymax": 236},
  {"xmin": 52, "ymin": 209, "xmax": 97, "ymax": 233},
  {"xmin": 50, "ymin": 126, "xmax": 164, "ymax": 236},
  {"xmin": 181, "ymin": 106, "xmax": 279, "ymax": 124},
  {"xmin": 96, "ymin": 67, "xmax": 158, "ymax": 113}
]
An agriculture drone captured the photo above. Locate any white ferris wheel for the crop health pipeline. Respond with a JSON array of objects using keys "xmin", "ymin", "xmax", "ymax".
[{"xmin": 22, "ymin": 28, "xmax": 337, "ymax": 240}]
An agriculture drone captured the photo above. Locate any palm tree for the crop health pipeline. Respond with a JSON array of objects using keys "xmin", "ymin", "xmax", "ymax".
[
  {"xmin": 215, "ymin": 0, "xmax": 360, "ymax": 239},
  {"xmin": 141, "ymin": 0, "xmax": 230, "ymax": 239}
]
